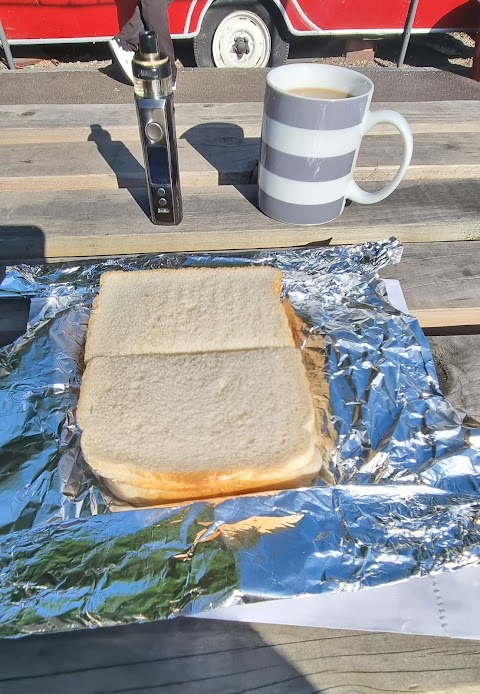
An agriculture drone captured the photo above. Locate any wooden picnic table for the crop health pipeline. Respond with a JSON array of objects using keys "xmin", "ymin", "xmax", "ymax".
[
  {"xmin": 0, "ymin": 94, "xmax": 480, "ymax": 691},
  {"xmin": 1, "ymin": 98, "xmax": 479, "ymax": 417}
]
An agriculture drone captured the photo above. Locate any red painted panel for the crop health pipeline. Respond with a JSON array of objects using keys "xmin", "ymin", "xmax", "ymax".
[
  {"xmin": 285, "ymin": 0, "xmax": 476, "ymax": 32},
  {"xmin": 0, "ymin": 0, "xmax": 476, "ymax": 42},
  {"xmin": 167, "ymin": 0, "xmax": 192, "ymax": 34},
  {"xmin": 187, "ymin": 0, "xmax": 210, "ymax": 33},
  {"xmin": 295, "ymin": 0, "xmax": 411, "ymax": 31},
  {"xmin": 0, "ymin": 0, "xmax": 191, "ymax": 40},
  {"xmin": 414, "ymin": 0, "xmax": 477, "ymax": 29}
]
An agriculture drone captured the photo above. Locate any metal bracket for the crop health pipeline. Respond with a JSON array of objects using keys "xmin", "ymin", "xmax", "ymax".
[
  {"xmin": 397, "ymin": 0, "xmax": 420, "ymax": 68},
  {"xmin": 0, "ymin": 20, "xmax": 15, "ymax": 70}
]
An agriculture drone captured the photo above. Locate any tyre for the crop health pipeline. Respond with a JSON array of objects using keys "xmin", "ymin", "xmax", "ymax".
[{"xmin": 193, "ymin": 1, "xmax": 290, "ymax": 68}]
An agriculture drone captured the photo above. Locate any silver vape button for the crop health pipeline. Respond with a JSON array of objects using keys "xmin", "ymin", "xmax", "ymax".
[
  {"xmin": 145, "ymin": 121, "xmax": 164, "ymax": 142},
  {"xmin": 159, "ymin": 198, "xmax": 167, "ymax": 206},
  {"xmin": 157, "ymin": 188, "xmax": 166, "ymax": 196}
]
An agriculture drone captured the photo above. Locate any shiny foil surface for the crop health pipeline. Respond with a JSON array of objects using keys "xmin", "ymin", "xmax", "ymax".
[{"xmin": 1, "ymin": 238, "xmax": 479, "ymax": 637}]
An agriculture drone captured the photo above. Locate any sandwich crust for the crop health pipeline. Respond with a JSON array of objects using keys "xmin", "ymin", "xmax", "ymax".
[{"xmin": 81, "ymin": 436, "xmax": 322, "ymax": 505}]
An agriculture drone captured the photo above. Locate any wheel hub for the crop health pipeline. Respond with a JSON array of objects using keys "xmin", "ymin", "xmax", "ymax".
[
  {"xmin": 212, "ymin": 10, "xmax": 272, "ymax": 68},
  {"xmin": 232, "ymin": 35, "xmax": 250, "ymax": 58}
]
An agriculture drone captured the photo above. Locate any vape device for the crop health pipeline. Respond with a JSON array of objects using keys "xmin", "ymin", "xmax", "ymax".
[{"xmin": 133, "ymin": 31, "xmax": 183, "ymax": 225}]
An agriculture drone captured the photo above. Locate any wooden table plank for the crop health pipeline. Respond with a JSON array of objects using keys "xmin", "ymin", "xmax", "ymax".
[
  {"xmin": 2, "ymin": 131, "xmax": 480, "ymax": 192},
  {"xmin": 430, "ymin": 335, "xmax": 480, "ymax": 420},
  {"xmin": 4, "ymin": 242, "xmax": 479, "ymax": 323},
  {"xmin": 414, "ymin": 307, "xmax": 480, "ymax": 329},
  {"xmin": 381, "ymin": 241, "xmax": 480, "ymax": 311},
  {"xmin": 0, "ymin": 136, "xmax": 258, "ymax": 190},
  {"xmin": 1, "ymin": 180, "xmax": 480, "ymax": 262},
  {"xmin": 5, "ymin": 241, "xmax": 478, "ymax": 324},
  {"xmin": 5, "ymin": 242, "xmax": 478, "ymax": 317},
  {"xmin": 1, "ymin": 101, "xmax": 480, "ymax": 144},
  {"xmin": 0, "ymin": 618, "xmax": 479, "ymax": 694}
]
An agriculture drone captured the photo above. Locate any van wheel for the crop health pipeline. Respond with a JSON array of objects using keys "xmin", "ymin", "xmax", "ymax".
[{"xmin": 193, "ymin": 2, "xmax": 289, "ymax": 68}]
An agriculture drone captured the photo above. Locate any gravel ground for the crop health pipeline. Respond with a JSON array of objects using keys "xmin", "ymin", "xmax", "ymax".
[{"xmin": 0, "ymin": 31, "xmax": 476, "ymax": 74}]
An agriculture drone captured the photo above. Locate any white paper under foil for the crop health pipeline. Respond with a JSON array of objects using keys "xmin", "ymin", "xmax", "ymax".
[{"xmin": 199, "ymin": 564, "xmax": 480, "ymax": 639}]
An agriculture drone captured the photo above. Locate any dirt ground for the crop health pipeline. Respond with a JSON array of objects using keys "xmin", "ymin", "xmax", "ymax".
[{"xmin": 0, "ymin": 32, "xmax": 476, "ymax": 76}]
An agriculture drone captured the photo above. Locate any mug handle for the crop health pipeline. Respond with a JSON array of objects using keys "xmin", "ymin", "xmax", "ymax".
[{"xmin": 346, "ymin": 110, "xmax": 413, "ymax": 205}]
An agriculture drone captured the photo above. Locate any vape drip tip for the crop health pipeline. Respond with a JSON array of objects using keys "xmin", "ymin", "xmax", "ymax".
[{"xmin": 139, "ymin": 31, "xmax": 159, "ymax": 57}]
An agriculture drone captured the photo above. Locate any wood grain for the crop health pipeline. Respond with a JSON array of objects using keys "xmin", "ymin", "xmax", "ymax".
[
  {"xmin": 414, "ymin": 307, "xmax": 480, "ymax": 329},
  {"xmin": 381, "ymin": 241, "xmax": 480, "ymax": 311},
  {"xmin": 0, "ymin": 618, "xmax": 479, "ymax": 694},
  {"xmin": 8, "ymin": 241, "xmax": 478, "ymax": 320},
  {"xmin": 1, "ymin": 101, "xmax": 480, "ymax": 144},
  {"xmin": 1, "ymin": 180, "xmax": 480, "ymax": 262},
  {"xmin": 1, "ymin": 131, "xmax": 480, "ymax": 192},
  {"xmin": 430, "ymin": 335, "xmax": 480, "ymax": 420},
  {"xmin": 0, "ymin": 135, "xmax": 258, "ymax": 191}
]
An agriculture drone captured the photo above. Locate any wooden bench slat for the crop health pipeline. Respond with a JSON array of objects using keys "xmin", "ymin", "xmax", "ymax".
[
  {"xmin": 429, "ymin": 335, "xmax": 480, "ymax": 420},
  {"xmin": 1, "ymin": 180, "xmax": 479, "ymax": 262},
  {"xmin": 1, "ymin": 131, "xmax": 480, "ymax": 192},
  {"xmin": 7, "ymin": 242, "xmax": 478, "ymax": 332},
  {"xmin": 1, "ymin": 618, "xmax": 480, "ymax": 693},
  {"xmin": 1, "ymin": 101, "xmax": 480, "ymax": 144},
  {"xmin": 414, "ymin": 307, "xmax": 480, "ymax": 329},
  {"xmin": 382, "ymin": 241, "xmax": 480, "ymax": 311}
]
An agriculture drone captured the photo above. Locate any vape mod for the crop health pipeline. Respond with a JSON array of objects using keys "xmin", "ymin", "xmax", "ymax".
[{"xmin": 133, "ymin": 31, "xmax": 183, "ymax": 225}]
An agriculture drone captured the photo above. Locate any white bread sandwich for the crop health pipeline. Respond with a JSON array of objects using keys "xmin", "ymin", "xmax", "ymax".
[
  {"xmin": 77, "ymin": 349, "xmax": 321, "ymax": 505},
  {"xmin": 77, "ymin": 266, "xmax": 321, "ymax": 505},
  {"xmin": 84, "ymin": 266, "xmax": 295, "ymax": 362}
]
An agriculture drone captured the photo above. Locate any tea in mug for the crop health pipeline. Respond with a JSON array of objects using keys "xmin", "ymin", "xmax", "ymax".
[{"xmin": 287, "ymin": 86, "xmax": 352, "ymax": 99}]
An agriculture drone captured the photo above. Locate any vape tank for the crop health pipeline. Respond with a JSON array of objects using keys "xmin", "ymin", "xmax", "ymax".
[{"xmin": 133, "ymin": 31, "xmax": 183, "ymax": 225}]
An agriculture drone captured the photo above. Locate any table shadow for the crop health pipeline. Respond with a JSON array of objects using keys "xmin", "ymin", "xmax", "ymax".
[
  {"xmin": 0, "ymin": 225, "xmax": 45, "ymax": 265},
  {"xmin": 0, "ymin": 617, "xmax": 328, "ymax": 693},
  {"xmin": 181, "ymin": 122, "xmax": 347, "ymax": 237},
  {"xmin": 181, "ymin": 121, "xmax": 260, "ymax": 202},
  {"xmin": 87, "ymin": 124, "xmax": 150, "ymax": 218},
  {"xmin": 0, "ymin": 296, "xmax": 31, "ymax": 347},
  {"xmin": 0, "ymin": 225, "xmax": 43, "ymax": 347}
]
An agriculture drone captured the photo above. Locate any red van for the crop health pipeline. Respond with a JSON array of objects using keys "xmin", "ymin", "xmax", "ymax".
[{"xmin": 1, "ymin": 0, "xmax": 477, "ymax": 68}]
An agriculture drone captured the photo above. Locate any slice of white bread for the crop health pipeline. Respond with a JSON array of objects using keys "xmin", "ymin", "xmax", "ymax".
[
  {"xmin": 77, "ymin": 349, "xmax": 321, "ymax": 505},
  {"xmin": 84, "ymin": 266, "xmax": 295, "ymax": 361}
]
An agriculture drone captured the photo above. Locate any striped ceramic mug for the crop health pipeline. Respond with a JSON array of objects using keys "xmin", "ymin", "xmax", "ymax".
[{"xmin": 258, "ymin": 64, "xmax": 413, "ymax": 225}]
